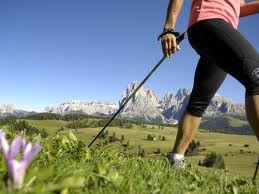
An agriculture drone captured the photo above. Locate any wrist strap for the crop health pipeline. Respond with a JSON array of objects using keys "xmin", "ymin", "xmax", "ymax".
[{"xmin": 158, "ymin": 28, "xmax": 180, "ymax": 41}]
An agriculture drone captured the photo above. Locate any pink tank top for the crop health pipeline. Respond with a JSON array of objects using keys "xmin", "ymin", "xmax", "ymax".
[{"xmin": 188, "ymin": 0, "xmax": 240, "ymax": 29}]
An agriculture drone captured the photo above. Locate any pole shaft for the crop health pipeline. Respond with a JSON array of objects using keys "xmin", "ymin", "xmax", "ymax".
[
  {"xmin": 88, "ymin": 56, "xmax": 165, "ymax": 147},
  {"xmin": 88, "ymin": 32, "xmax": 187, "ymax": 148}
]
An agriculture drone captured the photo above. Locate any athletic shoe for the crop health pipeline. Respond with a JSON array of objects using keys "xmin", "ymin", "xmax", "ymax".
[{"xmin": 167, "ymin": 152, "xmax": 186, "ymax": 169}]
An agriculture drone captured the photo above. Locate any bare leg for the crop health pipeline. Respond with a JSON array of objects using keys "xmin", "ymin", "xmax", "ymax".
[
  {"xmin": 172, "ymin": 111, "xmax": 202, "ymax": 154},
  {"xmin": 245, "ymin": 95, "xmax": 259, "ymax": 140},
  {"xmin": 171, "ymin": 95, "xmax": 259, "ymax": 155}
]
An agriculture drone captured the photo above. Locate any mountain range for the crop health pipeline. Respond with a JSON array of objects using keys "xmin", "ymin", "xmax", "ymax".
[
  {"xmin": 0, "ymin": 104, "xmax": 36, "ymax": 118},
  {"xmin": 0, "ymin": 81, "xmax": 253, "ymax": 134},
  {"xmin": 45, "ymin": 81, "xmax": 245, "ymax": 122}
]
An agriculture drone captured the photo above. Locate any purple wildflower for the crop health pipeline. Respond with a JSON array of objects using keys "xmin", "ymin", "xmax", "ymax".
[{"xmin": 0, "ymin": 130, "xmax": 41, "ymax": 189}]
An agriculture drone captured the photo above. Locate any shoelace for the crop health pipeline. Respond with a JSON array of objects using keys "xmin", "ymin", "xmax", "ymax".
[{"xmin": 174, "ymin": 159, "xmax": 185, "ymax": 168}]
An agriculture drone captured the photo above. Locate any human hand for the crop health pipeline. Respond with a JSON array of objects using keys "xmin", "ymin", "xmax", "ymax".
[{"xmin": 161, "ymin": 33, "xmax": 180, "ymax": 58}]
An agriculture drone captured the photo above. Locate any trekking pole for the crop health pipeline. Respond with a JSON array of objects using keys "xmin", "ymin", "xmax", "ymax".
[
  {"xmin": 88, "ymin": 32, "xmax": 187, "ymax": 148},
  {"xmin": 253, "ymin": 156, "xmax": 259, "ymax": 184}
]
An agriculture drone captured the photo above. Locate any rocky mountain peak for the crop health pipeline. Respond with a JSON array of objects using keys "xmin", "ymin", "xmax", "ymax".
[
  {"xmin": 0, "ymin": 104, "xmax": 37, "ymax": 118},
  {"xmin": 159, "ymin": 92, "xmax": 176, "ymax": 110},
  {"xmin": 175, "ymin": 88, "xmax": 191, "ymax": 101},
  {"xmin": 0, "ymin": 104, "xmax": 16, "ymax": 113},
  {"xmin": 164, "ymin": 92, "xmax": 174, "ymax": 101},
  {"xmin": 119, "ymin": 81, "xmax": 162, "ymax": 122}
]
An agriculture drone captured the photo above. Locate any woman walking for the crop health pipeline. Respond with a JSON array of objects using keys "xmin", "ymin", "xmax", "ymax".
[{"xmin": 160, "ymin": 0, "xmax": 259, "ymax": 167}]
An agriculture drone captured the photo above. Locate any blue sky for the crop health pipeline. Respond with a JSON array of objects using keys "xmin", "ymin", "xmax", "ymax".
[{"xmin": 0, "ymin": 1, "xmax": 258, "ymax": 111}]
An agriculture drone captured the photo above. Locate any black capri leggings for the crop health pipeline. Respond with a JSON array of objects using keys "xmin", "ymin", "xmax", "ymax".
[{"xmin": 186, "ymin": 18, "xmax": 259, "ymax": 117}]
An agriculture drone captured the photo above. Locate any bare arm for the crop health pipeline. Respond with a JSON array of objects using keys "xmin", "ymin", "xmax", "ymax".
[
  {"xmin": 164, "ymin": 0, "xmax": 184, "ymax": 29},
  {"xmin": 240, "ymin": 0, "xmax": 259, "ymax": 17},
  {"xmin": 161, "ymin": 0, "xmax": 183, "ymax": 58}
]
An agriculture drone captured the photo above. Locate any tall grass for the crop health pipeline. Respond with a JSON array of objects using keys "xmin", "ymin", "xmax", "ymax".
[{"xmin": 0, "ymin": 130, "xmax": 257, "ymax": 194}]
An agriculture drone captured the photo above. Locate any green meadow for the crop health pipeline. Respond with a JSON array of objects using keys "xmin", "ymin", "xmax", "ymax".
[{"xmin": 25, "ymin": 119, "xmax": 259, "ymax": 178}]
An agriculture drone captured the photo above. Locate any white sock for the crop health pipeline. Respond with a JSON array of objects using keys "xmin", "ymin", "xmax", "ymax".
[{"xmin": 170, "ymin": 153, "xmax": 184, "ymax": 160}]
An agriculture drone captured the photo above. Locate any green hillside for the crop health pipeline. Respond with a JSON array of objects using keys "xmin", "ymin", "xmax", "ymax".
[
  {"xmin": 23, "ymin": 119, "xmax": 259, "ymax": 178},
  {"xmin": 24, "ymin": 119, "xmax": 67, "ymax": 136},
  {"xmin": 0, "ymin": 130, "xmax": 258, "ymax": 194},
  {"xmin": 200, "ymin": 115, "xmax": 253, "ymax": 135}
]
